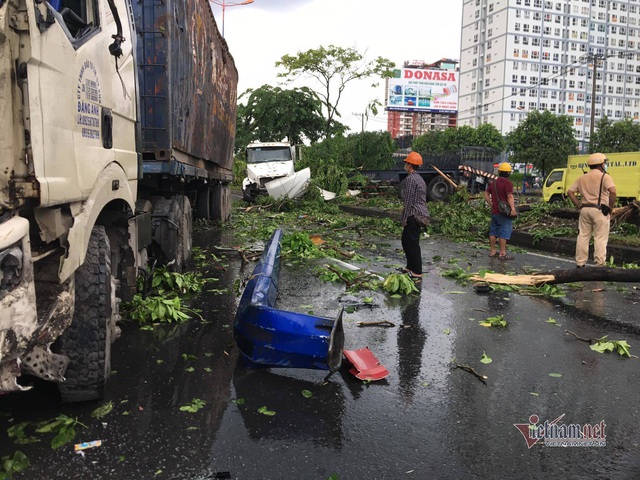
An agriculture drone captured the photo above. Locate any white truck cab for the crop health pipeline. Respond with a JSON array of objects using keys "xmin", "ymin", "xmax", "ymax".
[{"xmin": 242, "ymin": 142, "xmax": 310, "ymax": 202}]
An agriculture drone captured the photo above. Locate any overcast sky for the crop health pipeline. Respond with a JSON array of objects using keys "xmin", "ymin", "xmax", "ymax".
[{"xmin": 209, "ymin": 0, "xmax": 463, "ymax": 134}]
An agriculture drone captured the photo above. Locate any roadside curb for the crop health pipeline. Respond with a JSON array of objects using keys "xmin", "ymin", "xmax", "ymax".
[
  {"xmin": 339, "ymin": 205, "xmax": 640, "ymax": 265},
  {"xmin": 510, "ymin": 231, "xmax": 640, "ymax": 265}
]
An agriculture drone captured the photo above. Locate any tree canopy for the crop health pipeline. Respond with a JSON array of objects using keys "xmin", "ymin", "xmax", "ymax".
[
  {"xmin": 235, "ymin": 85, "xmax": 325, "ymax": 153},
  {"xmin": 275, "ymin": 45, "xmax": 395, "ymax": 138},
  {"xmin": 296, "ymin": 131, "xmax": 395, "ymax": 194},
  {"xmin": 344, "ymin": 131, "xmax": 396, "ymax": 170},
  {"xmin": 590, "ymin": 117, "xmax": 640, "ymax": 153},
  {"xmin": 412, "ymin": 123, "xmax": 505, "ymax": 155},
  {"xmin": 506, "ymin": 110, "xmax": 577, "ymax": 177}
]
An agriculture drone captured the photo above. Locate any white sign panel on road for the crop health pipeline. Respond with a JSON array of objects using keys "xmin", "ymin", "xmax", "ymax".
[{"xmin": 386, "ymin": 68, "xmax": 458, "ymax": 114}]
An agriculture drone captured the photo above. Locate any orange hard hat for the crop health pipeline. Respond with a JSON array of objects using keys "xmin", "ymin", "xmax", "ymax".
[{"xmin": 405, "ymin": 152, "xmax": 423, "ymax": 166}]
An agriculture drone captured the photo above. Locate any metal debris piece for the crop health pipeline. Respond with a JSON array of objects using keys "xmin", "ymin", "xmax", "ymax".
[{"xmin": 343, "ymin": 347, "xmax": 389, "ymax": 381}]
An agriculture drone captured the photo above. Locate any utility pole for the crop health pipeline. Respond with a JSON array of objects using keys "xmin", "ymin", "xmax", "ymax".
[{"xmin": 589, "ymin": 53, "xmax": 602, "ymax": 146}]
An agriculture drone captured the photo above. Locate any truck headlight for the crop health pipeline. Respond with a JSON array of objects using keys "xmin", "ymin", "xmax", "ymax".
[{"xmin": 0, "ymin": 245, "xmax": 23, "ymax": 291}]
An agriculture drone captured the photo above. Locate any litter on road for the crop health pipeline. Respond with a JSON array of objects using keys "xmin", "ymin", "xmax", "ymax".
[
  {"xmin": 74, "ymin": 440, "xmax": 102, "ymax": 452},
  {"xmin": 343, "ymin": 347, "xmax": 390, "ymax": 381}
]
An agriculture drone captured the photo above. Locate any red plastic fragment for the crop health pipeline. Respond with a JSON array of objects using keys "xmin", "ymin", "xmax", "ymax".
[{"xmin": 343, "ymin": 347, "xmax": 389, "ymax": 381}]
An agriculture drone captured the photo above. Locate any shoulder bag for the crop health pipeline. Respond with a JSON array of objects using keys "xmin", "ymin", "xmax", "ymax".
[
  {"xmin": 493, "ymin": 180, "xmax": 512, "ymax": 216},
  {"xmin": 597, "ymin": 173, "xmax": 611, "ymax": 216}
]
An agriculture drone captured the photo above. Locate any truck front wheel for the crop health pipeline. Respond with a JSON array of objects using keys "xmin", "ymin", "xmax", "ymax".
[
  {"xmin": 55, "ymin": 226, "xmax": 115, "ymax": 402},
  {"xmin": 427, "ymin": 176, "xmax": 454, "ymax": 202}
]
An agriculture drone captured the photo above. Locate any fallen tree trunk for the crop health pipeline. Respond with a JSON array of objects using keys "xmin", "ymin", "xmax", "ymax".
[
  {"xmin": 430, "ymin": 164, "xmax": 460, "ymax": 189},
  {"xmin": 552, "ymin": 204, "xmax": 636, "ymax": 221},
  {"xmin": 471, "ymin": 267, "xmax": 640, "ymax": 286},
  {"xmin": 551, "ymin": 208, "xmax": 580, "ymax": 220}
]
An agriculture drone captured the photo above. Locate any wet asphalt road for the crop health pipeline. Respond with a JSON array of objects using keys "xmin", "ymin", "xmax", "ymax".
[{"xmin": 1, "ymin": 227, "xmax": 640, "ymax": 480}]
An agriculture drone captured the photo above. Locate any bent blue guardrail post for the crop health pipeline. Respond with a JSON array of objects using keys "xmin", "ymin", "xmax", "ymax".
[{"xmin": 234, "ymin": 229, "xmax": 344, "ymax": 376}]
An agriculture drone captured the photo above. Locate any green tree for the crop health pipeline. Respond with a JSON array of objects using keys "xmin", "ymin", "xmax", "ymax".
[
  {"xmin": 297, "ymin": 136, "xmax": 351, "ymax": 195},
  {"xmin": 411, "ymin": 130, "xmax": 442, "ymax": 154},
  {"xmin": 590, "ymin": 117, "xmax": 640, "ymax": 153},
  {"xmin": 411, "ymin": 123, "xmax": 504, "ymax": 155},
  {"xmin": 507, "ymin": 110, "xmax": 577, "ymax": 177},
  {"xmin": 235, "ymin": 85, "xmax": 325, "ymax": 153},
  {"xmin": 475, "ymin": 123, "xmax": 506, "ymax": 152},
  {"xmin": 345, "ymin": 131, "xmax": 395, "ymax": 170},
  {"xmin": 275, "ymin": 45, "xmax": 395, "ymax": 138}
]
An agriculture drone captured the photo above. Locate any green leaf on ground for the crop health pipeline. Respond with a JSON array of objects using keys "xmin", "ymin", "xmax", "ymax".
[
  {"xmin": 1, "ymin": 451, "xmax": 29, "ymax": 477},
  {"xmin": 179, "ymin": 398, "xmax": 206, "ymax": 413},
  {"xmin": 257, "ymin": 406, "xmax": 276, "ymax": 416},
  {"xmin": 548, "ymin": 373, "xmax": 562, "ymax": 378},
  {"xmin": 479, "ymin": 315, "xmax": 507, "ymax": 328},
  {"xmin": 480, "ymin": 352, "xmax": 492, "ymax": 364},
  {"xmin": 91, "ymin": 402, "xmax": 114, "ymax": 419},
  {"xmin": 301, "ymin": 390, "xmax": 313, "ymax": 398}
]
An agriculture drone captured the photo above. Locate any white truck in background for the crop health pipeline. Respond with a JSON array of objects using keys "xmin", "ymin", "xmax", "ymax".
[{"xmin": 242, "ymin": 142, "xmax": 310, "ymax": 202}]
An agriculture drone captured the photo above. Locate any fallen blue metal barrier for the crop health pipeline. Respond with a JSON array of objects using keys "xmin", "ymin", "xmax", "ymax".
[{"xmin": 234, "ymin": 229, "xmax": 344, "ymax": 374}]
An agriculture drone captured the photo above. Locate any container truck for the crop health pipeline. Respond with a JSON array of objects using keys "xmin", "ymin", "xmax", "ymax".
[
  {"xmin": 0, "ymin": 0, "xmax": 237, "ymax": 401},
  {"xmin": 360, "ymin": 148, "xmax": 498, "ymax": 201}
]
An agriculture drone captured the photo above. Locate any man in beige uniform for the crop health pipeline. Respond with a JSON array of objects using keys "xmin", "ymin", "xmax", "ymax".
[{"xmin": 567, "ymin": 153, "xmax": 617, "ymax": 267}]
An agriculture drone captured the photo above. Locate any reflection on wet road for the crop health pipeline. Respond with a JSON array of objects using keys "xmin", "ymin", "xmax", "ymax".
[{"xmin": 1, "ymin": 229, "xmax": 640, "ymax": 479}]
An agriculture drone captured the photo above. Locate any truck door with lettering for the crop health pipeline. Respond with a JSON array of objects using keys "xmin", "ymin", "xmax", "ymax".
[{"xmin": 26, "ymin": 0, "xmax": 137, "ymax": 207}]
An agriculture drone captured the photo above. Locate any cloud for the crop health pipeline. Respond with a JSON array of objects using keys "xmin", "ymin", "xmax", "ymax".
[{"xmin": 217, "ymin": 0, "xmax": 462, "ymax": 133}]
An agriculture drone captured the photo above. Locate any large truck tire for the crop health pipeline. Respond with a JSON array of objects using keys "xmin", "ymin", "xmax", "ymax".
[
  {"xmin": 242, "ymin": 183, "xmax": 258, "ymax": 203},
  {"xmin": 55, "ymin": 226, "xmax": 114, "ymax": 403},
  {"xmin": 211, "ymin": 183, "xmax": 231, "ymax": 222},
  {"xmin": 151, "ymin": 195, "xmax": 192, "ymax": 271},
  {"xmin": 196, "ymin": 185, "xmax": 211, "ymax": 220},
  {"xmin": 427, "ymin": 176, "xmax": 454, "ymax": 202}
]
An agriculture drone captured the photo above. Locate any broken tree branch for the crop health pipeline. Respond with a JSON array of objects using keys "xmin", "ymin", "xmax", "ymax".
[
  {"xmin": 430, "ymin": 164, "xmax": 460, "ymax": 189},
  {"xmin": 454, "ymin": 364, "xmax": 488, "ymax": 385},
  {"xmin": 565, "ymin": 330, "xmax": 595, "ymax": 343},
  {"xmin": 356, "ymin": 320, "xmax": 396, "ymax": 328}
]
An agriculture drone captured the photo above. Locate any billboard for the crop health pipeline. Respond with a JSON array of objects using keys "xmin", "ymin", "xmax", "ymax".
[{"xmin": 386, "ymin": 68, "xmax": 458, "ymax": 114}]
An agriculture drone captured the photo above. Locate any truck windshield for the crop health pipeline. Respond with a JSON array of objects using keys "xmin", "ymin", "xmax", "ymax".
[{"xmin": 247, "ymin": 147, "xmax": 291, "ymax": 163}]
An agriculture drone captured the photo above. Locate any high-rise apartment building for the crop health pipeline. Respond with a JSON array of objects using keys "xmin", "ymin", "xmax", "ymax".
[
  {"xmin": 459, "ymin": 0, "xmax": 640, "ymax": 151},
  {"xmin": 386, "ymin": 59, "xmax": 459, "ymax": 139}
]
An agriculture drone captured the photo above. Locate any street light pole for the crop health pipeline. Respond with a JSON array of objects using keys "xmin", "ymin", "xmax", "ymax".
[{"xmin": 210, "ymin": 0, "xmax": 254, "ymax": 38}]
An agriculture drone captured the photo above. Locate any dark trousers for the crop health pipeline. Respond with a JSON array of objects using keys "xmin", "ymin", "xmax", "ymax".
[{"xmin": 401, "ymin": 216, "xmax": 422, "ymax": 275}]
